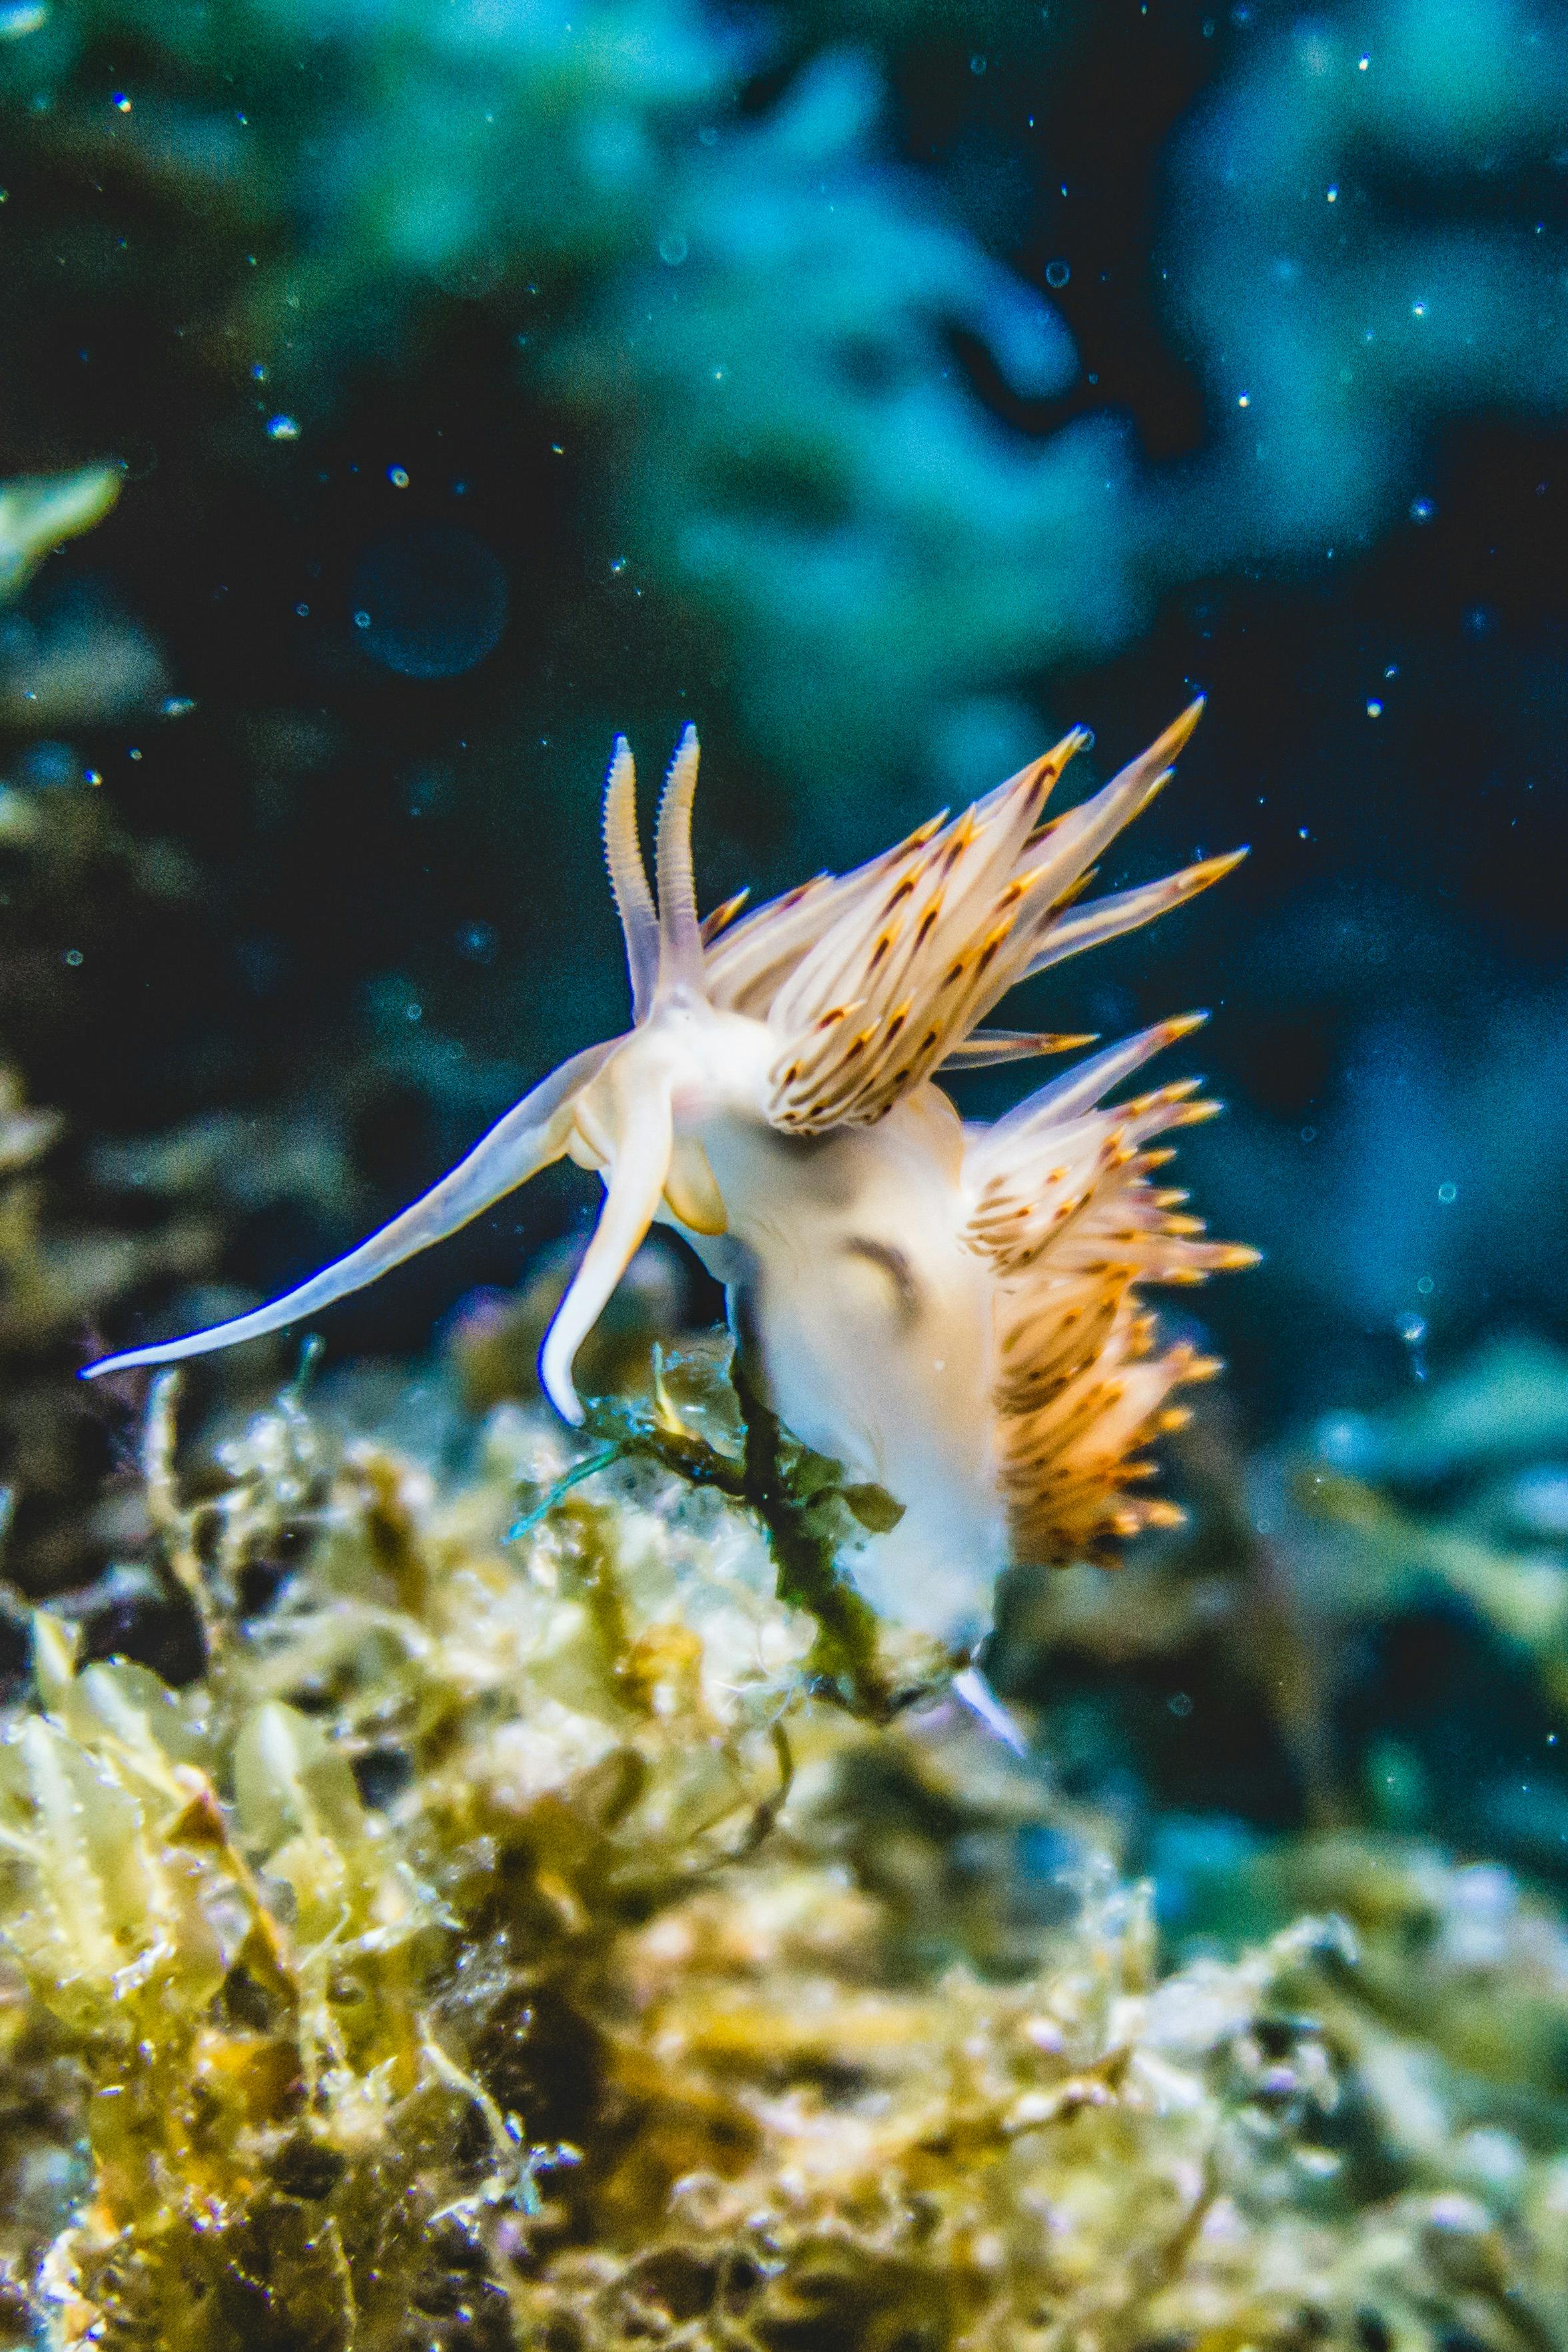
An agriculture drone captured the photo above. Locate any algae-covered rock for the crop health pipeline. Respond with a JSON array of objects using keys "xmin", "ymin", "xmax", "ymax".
[{"xmin": 2, "ymin": 1357, "xmax": 1568, "ymax": 2351}]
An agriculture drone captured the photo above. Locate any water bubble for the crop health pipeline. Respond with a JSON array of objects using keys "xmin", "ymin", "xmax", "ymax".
[
  {"xmin": 296, "ymin": 602, "xmax": 310, "ymax": 617},
  {"xmin": 1044, "ymin": 258, "xmax": 1070, "ymax": 288},
  {"xmin": 1415, "ymin": 1274, "xmax": 1434, "ymax": 1296},
  {"xmin": 1168, "ymin": 1691, "xmax": 1193, "ymax": 1718},
  {"xmin": 1438, "ymin": 1181, "xmax": 1457, "ymax": 1203},
  {"xmin": 266, "ymin": 414, "xmax": 299, "ymax": 442},
  {"xmin": 63, "ymin": 948, "xmax": 83, "ymax": 966},
  {"xmin": 657, "ymin": 230, "xmax": 688, "ymax": 266},
  {"xmin": 970, "ymin": 51, "xmax": 987, "ymax": 71},
  {"xmin": 350, "ymin": 526, "xmax": 508, "ymax": 679},
  {"xmin": 388, "ymin": 464, "xmax": 410, "ymax": 488}
]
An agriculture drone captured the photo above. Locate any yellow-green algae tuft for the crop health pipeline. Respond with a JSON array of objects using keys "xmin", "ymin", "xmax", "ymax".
[{"xmin": 1, "ymin": 1351, "xmax": 1567, "ymax": 2351}]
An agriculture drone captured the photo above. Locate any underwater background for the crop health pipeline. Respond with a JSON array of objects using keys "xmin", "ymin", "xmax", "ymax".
[{"xmin": 5, "ymin": 0, "xmax": 1568, "ymax": 2343}]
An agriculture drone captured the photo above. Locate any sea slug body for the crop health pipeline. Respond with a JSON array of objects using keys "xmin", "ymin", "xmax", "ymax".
[{"xmin": 85, "ymin": 706, "xmax": 1256, "ymax": 1652}]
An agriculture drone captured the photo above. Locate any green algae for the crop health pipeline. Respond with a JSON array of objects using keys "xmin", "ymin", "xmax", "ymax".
[{"xmin": 3, "ymin": 1352, "xmax": 1568, "ymax": 2351}]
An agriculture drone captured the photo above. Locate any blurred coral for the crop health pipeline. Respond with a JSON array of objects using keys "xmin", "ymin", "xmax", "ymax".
[
  {"xmin": 1157, "ymin": 0, "xmax": 1568, "ymax": 574},
  {"xmin": 2, "ymin": 0, "xmax": 1562, "ymax": 803}
]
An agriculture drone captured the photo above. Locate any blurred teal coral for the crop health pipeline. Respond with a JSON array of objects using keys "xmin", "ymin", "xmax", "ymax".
[
  {"xmin": 1156, "ymin": 0, "xmax": 1568, "ymax": 571},
  {"xmin": 4, "ymin": 0, "xmax": 1564, "ymax": 799},
  {"xmin": 557, "ymin": 49, "xmax": 1129, "ymax": 799},
  {"xmin": 1290, "ymin": 1335, "xmax": 1568, "ymax": 1713}
]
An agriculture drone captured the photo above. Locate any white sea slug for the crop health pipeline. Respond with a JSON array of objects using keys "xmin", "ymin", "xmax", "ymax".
[{"xmin": 85, "ymin": 705, "xmax": 1256, "ymax": 1655}]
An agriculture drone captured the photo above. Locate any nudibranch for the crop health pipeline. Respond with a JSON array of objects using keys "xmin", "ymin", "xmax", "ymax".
[{"xmin": 85, "ymin": 705, "xmax": 1256, "ymax": 1653}]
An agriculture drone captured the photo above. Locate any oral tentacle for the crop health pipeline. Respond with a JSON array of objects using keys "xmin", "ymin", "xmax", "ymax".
[
  {"xmin": 539, "ymin": 1060, "xmax": 677, "ymax": 1423},
  {"xmin": 82, "ymin": 1038, "xmax": 619, "ymax": 1381}
]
